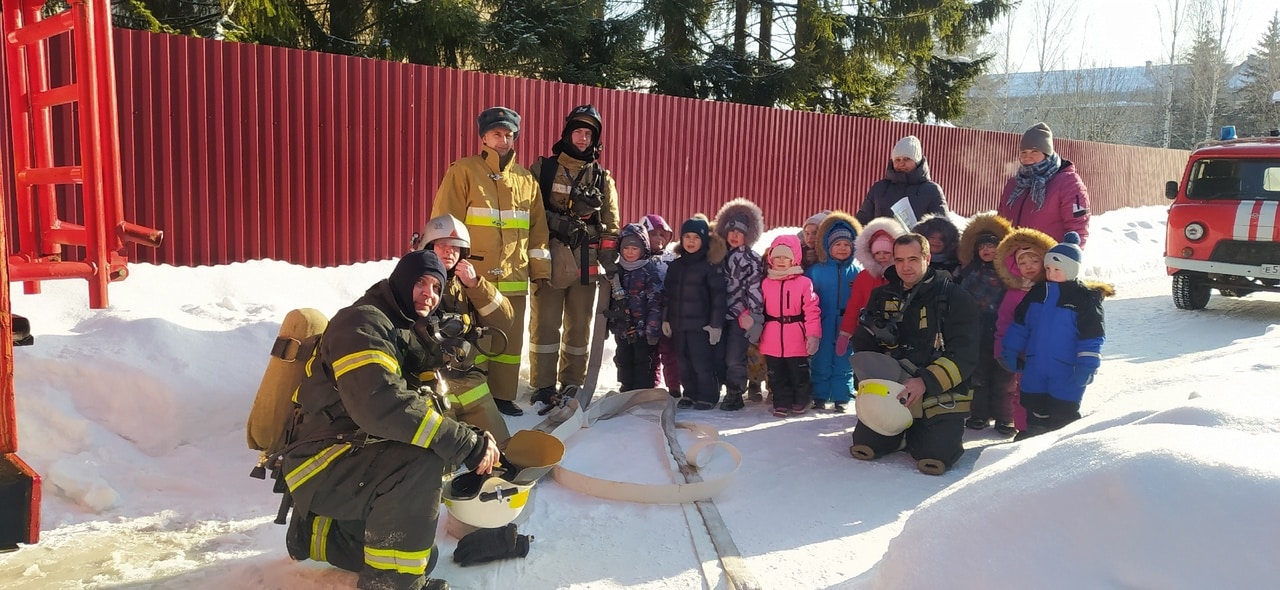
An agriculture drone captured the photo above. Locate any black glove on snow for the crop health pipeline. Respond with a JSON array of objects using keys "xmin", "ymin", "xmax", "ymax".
[{"xmin": 452, "ymin": 523, "xmax": 531, "ymax": 566}]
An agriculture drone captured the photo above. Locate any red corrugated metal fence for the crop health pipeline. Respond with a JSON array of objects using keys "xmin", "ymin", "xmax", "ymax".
[{"xmin": 5, "ymin": 29, "xmax": 1190, "ymax": 267}]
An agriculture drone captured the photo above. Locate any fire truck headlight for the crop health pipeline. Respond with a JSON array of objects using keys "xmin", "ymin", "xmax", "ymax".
[{"xmin": 1184, "ymin": 223, "xmax": 1206, "ymax": 241}]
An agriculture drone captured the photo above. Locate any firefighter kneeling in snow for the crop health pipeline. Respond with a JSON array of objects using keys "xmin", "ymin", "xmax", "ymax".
[
  {"xmin": 848, "ymin": 233, "xmax": 979, "ymax": 476},
  {"xmin": 282, "ymin": 250, "xmax": 500, "ymax": 590}
]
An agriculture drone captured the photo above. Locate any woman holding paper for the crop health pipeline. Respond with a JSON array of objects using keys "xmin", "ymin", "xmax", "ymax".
[{"xmin": 854, "ymin": 135, "xmax": 948, "ymax": 227}]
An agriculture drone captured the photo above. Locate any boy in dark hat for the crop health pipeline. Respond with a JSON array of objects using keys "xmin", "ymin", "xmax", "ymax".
[{"xmin": 661, "ymin": 215, "xmax": 728, "ymax": 410}]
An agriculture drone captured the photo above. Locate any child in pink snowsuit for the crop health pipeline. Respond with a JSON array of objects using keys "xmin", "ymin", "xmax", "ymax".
[{"xmin": 759, "ymin": 234, "xmax": 822, "ymax": 417}]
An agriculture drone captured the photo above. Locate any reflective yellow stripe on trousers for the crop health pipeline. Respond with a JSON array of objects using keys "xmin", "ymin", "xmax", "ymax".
[
  {"xmin": 365, "ymin": 545, "xmax": 433, "ymax": 575},
  {"xmin": 310, "ymin": 516, "xmax": 334, "ymax": 561}
]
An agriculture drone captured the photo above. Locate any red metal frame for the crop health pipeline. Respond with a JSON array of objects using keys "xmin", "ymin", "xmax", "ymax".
[
  {"xmin": 2, "ymin": 0, "xmax": 161, "ymax": 308},
  {"xmin": 0, "ymin": 0, "xmax": 161, "ymax": 548}
]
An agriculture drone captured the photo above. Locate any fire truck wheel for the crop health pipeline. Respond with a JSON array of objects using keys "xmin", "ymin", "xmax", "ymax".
[{"xmin": 1172, "ymin": 274, "xmax": 1211, "ymax": 310}]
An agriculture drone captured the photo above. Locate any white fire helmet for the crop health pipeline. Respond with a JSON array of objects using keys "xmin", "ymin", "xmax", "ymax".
[
  {"xmin": 443, "ymin": 430, "xmax": 564, "ymax": 529},
  {"xmin": 421, "ymin": 214, "xmax": 471, "ymax": 258},
  {"xmin": 855, "ymin": 379, "xmax": 914, "ymax": 436}
]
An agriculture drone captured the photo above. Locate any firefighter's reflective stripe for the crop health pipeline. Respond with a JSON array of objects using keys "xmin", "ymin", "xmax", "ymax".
[
  {"xmin": 452, "ymin": 381, "xmax": 490, "ymax": 408},
  {"xmin": 562, "ymin": 343, "xmax": 589, "ymax": 356},
  {"xmin": 364, "ymin": 545, "xmax": 432, "ymax": 575},
  {"xmin": 310, "ymin": 516, "xmax": 333, "ymax": 561},
  {"xmin": 925, "ymin": 357, "xmax": 963, "ymax": 392},
  {"xmin": 332, "ymin": 349, "xmax": 399, "ymax": 379},
  {"xmin": 529, "ymin": 342, "xmax": 559, "ymax": 354},
  {"xmin": 411, "ymin": 408, "xmax": 445, "ymax": 448},
  {"xmin": 497, "ymin": 281, "xmax": 528, "ymax": 294},
  {"xmin": 465, "ymin": 206, "xmax": 530, "ymax": 230},
  {"xmin": 292, "ymin": 348, "xmax": 323, "ymax": 403},
  {"xmin": 473, "ymin": 353, "xmax": 489, "ymax": 365},
  {"xmin": 285, "ymin": 443, "xmax": 353, "ymax": 491},
  {"xmin": 490, "ymin": 353, "xmax": 521, "ymax": 365},
  {"xmin": 1077, "ymin": 351, "xmax": 1102, "ymax": 361},
  {"xmin": 476, "ymin": 293, "xmax": 505, "ymax": 317},
  {"xmin": 528, "ymin": 247, "xmax": 550, "ymax": 260}
]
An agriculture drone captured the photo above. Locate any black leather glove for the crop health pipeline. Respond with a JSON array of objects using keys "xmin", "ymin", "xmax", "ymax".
[
  {"xmin": 452, "ymin": 523, "xmax": 532, "ymax": 566},
  {"xmin": 461, "ymin": 428, "xmax": 491, "ymax": 472},
  {"xmin": 598, "ymin": 247, "xmax": 619, "ymax": 275}
]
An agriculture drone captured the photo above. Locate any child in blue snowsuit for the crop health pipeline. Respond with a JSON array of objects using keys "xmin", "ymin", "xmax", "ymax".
[
  {"xmin": 1001, "ymin": 232, "xmax": 1111, "ymax": 438},
  {"xmin": 804, "ymin": 211, "xmax": 861, "ymax": 412},
  {"xmin": 608, "ymin": 223, "xmax": 664, "ymax": 392}
]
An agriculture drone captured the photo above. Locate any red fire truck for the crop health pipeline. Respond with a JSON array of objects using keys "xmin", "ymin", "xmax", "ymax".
[{"xmin": 1165, "ymin": 119, "xmax": 1280, "ymax": 310}]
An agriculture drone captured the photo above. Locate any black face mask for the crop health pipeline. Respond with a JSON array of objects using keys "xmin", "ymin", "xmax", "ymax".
[{"xmin": 389, "ymin": 250, "xmax": 447, "ymax": 319}]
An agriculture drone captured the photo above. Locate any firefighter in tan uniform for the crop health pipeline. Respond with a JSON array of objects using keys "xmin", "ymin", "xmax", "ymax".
[
  {"xmin": 417, "ymin": 214, "xmax": 514, "ymax": 443},
  {"xmin": 431, "ymin": 107, "xmax": 551, "ymax": 416},
  {"xmin": 527, "ymin": 105, "xmax": 620, "ymax": 407}
]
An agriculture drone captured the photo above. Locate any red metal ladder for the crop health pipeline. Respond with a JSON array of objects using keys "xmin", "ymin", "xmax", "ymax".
[
  {"xmin": 0, "ymin": 0, "xmax": 163, "ymax": 550},
  {"xmin": 1, "ymin": 0, "xmax": 161, "ymax": 309}
]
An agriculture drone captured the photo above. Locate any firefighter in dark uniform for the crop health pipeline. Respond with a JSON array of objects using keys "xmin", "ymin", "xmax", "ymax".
[
  {"xmin": 848, "ymin": 233, "xmax": 980, "ymax": 476},
  {"xmin": 527, "ymin": 105, "xmax": 621, "ymax": 406},
  {"xmin": 282, "ymin": 250, "xmax": 500, "ymax": 590}
]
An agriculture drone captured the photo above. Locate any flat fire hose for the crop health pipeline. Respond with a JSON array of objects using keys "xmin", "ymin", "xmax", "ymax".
[
  {"xmin": 537, "ymin": 388, "xmax": 742, "ymax": 504},
  {"xmin": 535, "ymin": 387, "xmax": 758, "ymax": 590}
]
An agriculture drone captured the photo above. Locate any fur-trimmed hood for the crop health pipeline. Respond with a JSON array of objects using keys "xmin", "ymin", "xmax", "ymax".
[
  {"xmin": 994, "ymin": 227, "xmax": 1057, "ymax": 290},
  {"xmin": 713, "ymin": 198, "xmax": 766, "ymax": 248},
  {"xmin": 957, "ymin": 212, "xmax": 1014, "ymax": 267},
  {"xmin": 853, "ymin": 217, "xmax": 908, "ymax": 278},
  {"xmin": 815, "ymin": 210, "xmax": 862, "ymax": 264},
  {"xmin": 912, "ymin": 214, "xmax": 960, "ymax": 261},
  {"xmin": 1082, "ymin": 279, "xmax": 1117, "ymax": 300}
]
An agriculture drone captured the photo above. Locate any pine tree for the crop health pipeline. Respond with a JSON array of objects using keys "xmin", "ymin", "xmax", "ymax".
[
  {"xmin": 478, "ymin": 0, "xmax": 646, "ymax": 88},
  {"xmin": 1234, "ymin": 13, "xmax": 1280, "ymax": 136},
  {"xmin": 219, "ymin": 0, "xmax": 486, "ymax": 68},
  {"xmin": 1172, "ymin": 25, "xmax": 1233, "ymax": 148}
]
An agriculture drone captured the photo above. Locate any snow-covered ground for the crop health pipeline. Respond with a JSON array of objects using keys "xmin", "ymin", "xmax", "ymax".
[{"xmin": 3, "ymin": 205, "xmax": 1279, "ymax": 589}]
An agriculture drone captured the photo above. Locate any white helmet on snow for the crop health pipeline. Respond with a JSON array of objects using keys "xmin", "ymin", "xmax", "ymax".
[
  {"xmin": 854, "ymin": 379, "xmax": 914, "ymax": 436},
  {"xmin": 443, "ymin": 471, "xmax": 533, "ymax": 529},
  {"xmin": 443, "ymin": 430, "xmax": 564, "ymax": 529},
  {"xmin": 421, "ymin": 214, "xmax": 471, "ymax": 258}
]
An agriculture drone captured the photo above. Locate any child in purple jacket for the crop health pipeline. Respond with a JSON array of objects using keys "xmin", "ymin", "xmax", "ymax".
[{"xmin": 607, "ymin": 223, "xmax": 665, "ymax": 392}]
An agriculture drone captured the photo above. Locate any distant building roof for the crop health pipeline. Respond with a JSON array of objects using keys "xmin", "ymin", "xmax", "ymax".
[{"xmin": 979, "ymin": 62, "xmax": 1246, "ymax": 99}]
